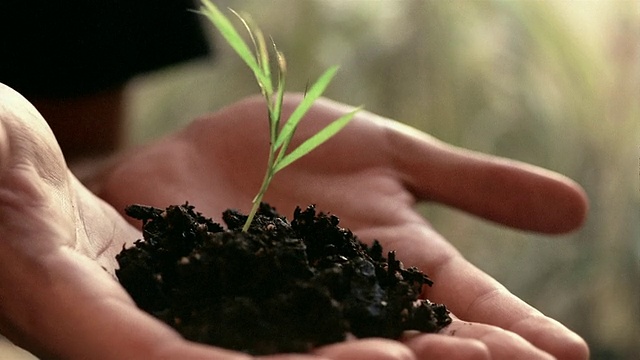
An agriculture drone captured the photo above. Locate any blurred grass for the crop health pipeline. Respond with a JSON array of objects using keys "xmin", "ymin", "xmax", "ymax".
[{"xmin": 122, "ymin": 0, "xmax": 638, "ymax": 359}]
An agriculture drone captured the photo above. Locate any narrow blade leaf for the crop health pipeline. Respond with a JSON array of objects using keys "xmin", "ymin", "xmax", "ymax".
[
  {"xmin": 232, "ymin": 10, "xmax": 273, "ymax": 94},
  {"xmin": 199, "ymin": 1, "xmax": 271, "ymax": 90},
  {"xmin": 274, "ymin": 66, "xmax": 339, "ymax": 150},
  {"xmin": 273, "ymin": 107, "xmax": 360, "ymax": 173},
  {"xmin": 270, "ymin": 47, "xmax": 287, "ymax": 134}
]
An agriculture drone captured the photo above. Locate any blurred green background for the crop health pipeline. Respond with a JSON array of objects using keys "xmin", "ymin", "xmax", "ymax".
[
  {"xmin": 125, "ymin": 1, "xmax": 639, "ymax": 359},
  {"xmin": 5, "ymin": 0, "xmax": 637, "ymax": 359}
]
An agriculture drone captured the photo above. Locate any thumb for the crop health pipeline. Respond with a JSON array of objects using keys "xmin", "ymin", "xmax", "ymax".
[{"xmin": 0, "ymin": 83, "xmax": 68, "ymax": 183}]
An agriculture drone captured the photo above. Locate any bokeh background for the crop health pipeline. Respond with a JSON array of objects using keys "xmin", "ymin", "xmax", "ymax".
[{"xmin": 3, "ymin": 0, "xmax": 638, "ymax": 359}]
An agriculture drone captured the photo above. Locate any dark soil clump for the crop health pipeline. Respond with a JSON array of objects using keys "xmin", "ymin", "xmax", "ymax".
[{"xmin": 116, "ymin": 203, "xmax": 451, "ymax": 355}]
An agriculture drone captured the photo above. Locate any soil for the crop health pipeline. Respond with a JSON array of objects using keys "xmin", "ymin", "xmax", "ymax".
[{"xmin": 116, "ymin": 202, "xmax": 451, "ymax": 355}]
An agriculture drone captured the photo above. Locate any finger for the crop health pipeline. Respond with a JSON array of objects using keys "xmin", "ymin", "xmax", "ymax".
[
  {"xmin": 442, "ymin": 320, "xmax": 554, "ymax": 360},
  {"xmin": 401, "ymin": 332, "xmax": 489, "ymax": 360},
  {"xmin": 279, "ymin": 95, "xmax": 587, "ymax": 234},
  {"xmin": 136, "ymin": 338, "xmax": 253, "ymax": 360},
  {"xmin": 313, "ymin": 338, "xmax": 415, "ymax": 360},
  {"xmin": 383, "ymin": 119, "xmax": 588, "ymax": 234},
  {"xmin": 258, "ymin": 353, "xmax": 333, "ymax": 360},
  {"xmin": 359, "ymin": 223, "xmax": 589, "ymax": 360},
  {"xmin": 260, "ymin": 353, "xmax": 332, "ymax": 360},
  {"xmin": 436, "ymin": 253, "xmax": 589, "ymax": 360}
]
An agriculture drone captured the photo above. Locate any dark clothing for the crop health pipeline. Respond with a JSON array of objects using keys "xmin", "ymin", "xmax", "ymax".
[{"xmin": 0, "ymin": 1, "xmax": 211, "ymax": 98}]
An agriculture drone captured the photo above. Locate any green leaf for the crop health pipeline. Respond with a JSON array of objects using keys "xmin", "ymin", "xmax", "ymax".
[
  {"xmin": 231, "ymin": 10, "xmax": 273, "ymax": 94},
  {"xmin": 274, "ymin": 66, "xmax": 339, "ymax": 151},
  {"xmin": 270, "ymin": 47, "xmax": 287, "ymax": 138},
  {"xmin": 199, "ymin": 1, "xmax": 271, "ymax": 91},
  {"xmin": 273, "ymin": 107, "xmax": 360, "ymax": 173}
]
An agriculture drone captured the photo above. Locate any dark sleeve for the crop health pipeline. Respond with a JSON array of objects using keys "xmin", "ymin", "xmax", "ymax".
[{"xmin": 0, "ymin": 0, "xmax": 212, "ymax": 98}]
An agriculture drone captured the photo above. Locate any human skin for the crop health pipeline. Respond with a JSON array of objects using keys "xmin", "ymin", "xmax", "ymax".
[{"xmin": 0, "ymin": 84, "xmax": 588, "ymax": 359}]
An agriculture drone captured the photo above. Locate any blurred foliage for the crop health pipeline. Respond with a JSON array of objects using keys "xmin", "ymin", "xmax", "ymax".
[{"xmin": 125, "ymin": 1, "xmax": 639, "ymax": 359}]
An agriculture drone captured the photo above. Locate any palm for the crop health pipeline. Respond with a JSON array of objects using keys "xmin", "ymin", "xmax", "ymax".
[{"xmin": 92, "ymin": 94, "xmax": 589, "ymax": 359}]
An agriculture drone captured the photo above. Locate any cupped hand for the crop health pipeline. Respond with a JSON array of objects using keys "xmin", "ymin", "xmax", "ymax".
[
  {"xmin": 1, "ymin": 84, "xmax": 421, "ymax": 360},
  {"xmin": 88, "ymin": 94, "xmax": 589, "ymax": 359}
]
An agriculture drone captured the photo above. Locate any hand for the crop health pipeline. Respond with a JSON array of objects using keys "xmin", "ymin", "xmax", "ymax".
[
  {"xmin": 89, "ymin": 94, "xmax": 589, "ymax": 359},
  {"xmin": 1, "ymin": 84, "xmax": 421, "ymax": 360}
]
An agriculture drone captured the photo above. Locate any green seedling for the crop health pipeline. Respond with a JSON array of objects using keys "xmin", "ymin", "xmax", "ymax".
[{"xmin": 199, "ymin": 0, "xmax": 361, "ymax": 232}]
